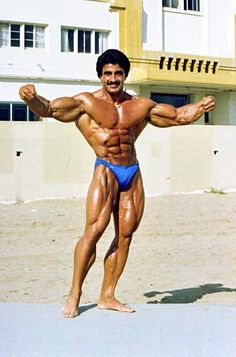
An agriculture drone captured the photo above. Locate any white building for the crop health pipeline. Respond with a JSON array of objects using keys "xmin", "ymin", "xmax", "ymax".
[
  {"xmin": 0, "ymin": 0, "xmax": 236, "ymax": 123},
  {"xmin": 0, "ymin": 0, "xmax": 120, "ymax": 121},
  {"xmin": 1, "ymin": 0, "xmax": 236, "ymax": 201}
]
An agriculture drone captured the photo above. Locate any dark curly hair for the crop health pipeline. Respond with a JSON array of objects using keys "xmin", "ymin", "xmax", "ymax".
[{"xmin": 96, "ymin": 49, "xmax": 130, "ymax": 78}]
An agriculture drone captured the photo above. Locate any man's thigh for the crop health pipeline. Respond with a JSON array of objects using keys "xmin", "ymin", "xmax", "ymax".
[
  {"xmin": 85, "ymin": 165, "xmax": 119, "ymax": 231},
  {"xmin": 118, "ymin": 171, "xmax": 145, "ymax": 237}
]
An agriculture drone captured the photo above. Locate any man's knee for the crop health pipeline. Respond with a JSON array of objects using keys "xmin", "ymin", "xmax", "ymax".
[
  {"xmin": 84, "ymin": 221, "xmax": 109, "ymax": 244},
  {"xmin": 120, "ymin": 218, "xmax": 140, "ymax": 237},
  {"xmin": 118, "ymin": 234, "xmax": 132, "ymax": 249}
]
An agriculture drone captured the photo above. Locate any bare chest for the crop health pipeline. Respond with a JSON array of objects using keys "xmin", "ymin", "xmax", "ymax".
[{"xmin": 90, "ymin": 100, "xmax": 147, "ymax": 129}]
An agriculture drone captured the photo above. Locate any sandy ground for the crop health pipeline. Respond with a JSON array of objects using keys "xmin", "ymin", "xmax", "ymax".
[{"xmin": 1, "ymin": 193, "xmax": 236, "ymax": 306}]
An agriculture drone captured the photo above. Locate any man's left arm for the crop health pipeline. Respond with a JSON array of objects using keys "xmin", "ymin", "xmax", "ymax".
[{"xmin": 149, "ymin": 96, "xmax": 215, "ymax": 127}]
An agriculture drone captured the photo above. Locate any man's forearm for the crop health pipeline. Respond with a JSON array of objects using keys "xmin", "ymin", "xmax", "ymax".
[
  {"xmin": 25, "ymin": 95, "xmax": 51, "ymax": 117},
  {"xmin": 176, "ymin": 102, "xmax": 205, "ymax": 125},
  {"xmin": 176, "ymin": 96, "xmax": 215, "ymax": 125}
]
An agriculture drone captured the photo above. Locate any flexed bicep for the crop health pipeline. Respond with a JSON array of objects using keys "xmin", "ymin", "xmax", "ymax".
[
  {"xmin": 149, "ymin": 103, "xmax": 179, "ymax": 127},
  {"xmin": 49, "ymin": 96, "xmax": 84, "ymax": 122}
]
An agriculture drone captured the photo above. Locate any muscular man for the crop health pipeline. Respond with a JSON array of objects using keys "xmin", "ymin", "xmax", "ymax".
[{"xmin": 19, "ymin": 49, "xmax": 215, "ymax": 318}]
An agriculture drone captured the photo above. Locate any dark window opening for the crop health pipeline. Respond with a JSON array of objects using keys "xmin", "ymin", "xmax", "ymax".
[
  {"xmin": 0, "ymin": 103, "xmax": 10, "ymax": 120},
  {"xmin": 24, "ymin": 24, "xmax": 34, "ymax": 48},
  {"xmin": 204, "ymin": 112, "xmax": 209, "ymax": 124},
  {"xmin": 151, "ymin": 93, "xmax": 188, "ymax": 107},
  {"xmin": 184, "ymin": 0, "xmax": 200, "ymax": 11},
  {"xmin": 67, "ymin": 29, "xmax": 74, "ymax": 51},
  {"xmin": 13, "ymin": 104, "xmax": 27, "ymax": 121},
  {"xmin": 95, "ymin": 32, "xmax": 99, "ymax": 54},
  {"xmin": 11, "ymin": 23, "xmax": 20, "ymax": 47},
  {"xmin": 78, "ymin": 30, "xmax": 84, "ymax": 52},
  {"xmin": 0, "ymin": 102, "xmax": 39, "ymax": 121},
  {"xmin": 78, "ymin": 30, "xmax": 91, "ymax": 53},
  {"xmin": 85, "ymin": 31, "xmax": 91, "ymax": 53}
]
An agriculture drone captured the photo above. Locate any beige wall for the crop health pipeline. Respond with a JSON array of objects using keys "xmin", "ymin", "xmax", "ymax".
[{"xmin": 0, "ymin": 122, "xmax": 236, "ymax": 202}]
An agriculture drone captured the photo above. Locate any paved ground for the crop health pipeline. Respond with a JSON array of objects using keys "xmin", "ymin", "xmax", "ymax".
[{"xmin": 0, "ymin": 303, "xmax": 236, "ymax": 357}]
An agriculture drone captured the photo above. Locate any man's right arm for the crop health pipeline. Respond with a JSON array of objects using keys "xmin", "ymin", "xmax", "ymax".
[{"xmin": 19, "ymin": 84, "xmax": 84, "ymax": 123}]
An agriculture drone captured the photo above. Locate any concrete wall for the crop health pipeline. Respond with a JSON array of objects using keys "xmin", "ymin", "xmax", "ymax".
[{"xmin": 1, "ymin": 122, "xmax": 236, "ymax": 202}]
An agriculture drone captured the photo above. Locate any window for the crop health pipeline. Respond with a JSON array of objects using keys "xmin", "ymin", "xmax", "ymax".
[
  {"xmin": 0, "ymin": 102, "xmax": 39, "ymax": 121},
  {"xmin": 0, "ymin": 103, "xmax": 10, "ymax": 120},
  {"xmin": 61, "ymin": 28, "xmax": 74, "ymax": 52},
  {"xmin": 61, "ymin": 27, "xmax": 108, "ymax": 54},
  {"xmin": 0, "ymin": 22, "xmax": 45, "ymax": 49},
  {"xmin": 184, "ymin": 0, "xmax": 200, "ymax": 11},
  {"xmin": 24, "ymin": 25, "xmax": 45, "ymax": 48},
  {"xmin": 0, "ymin": 23, "xmax": 9, "ymax": 46},
  {"xmin": 163, "ymin": 0, "xmax": 200, "ymax": 11},
  {"xmin": 151, "ymin": 93, "xmax": 188, "ymax": 108},
  {"xmin": 95, "ymin": 31, "xmax": 108, "ymax": 54},
  {"xmin": 10, "ymin": 24, "xmax": 20, "ymax": 47},
  {"xmin": 204, "ymin": 112, "xmax": 210, "ymax": 125},
  {"xmin": 163, "ymin": 0, "xmax": 179, "ymax": 8},
  {"xmin": 78, "ymin": 30, "xmax": 91, "ymax": 53}
]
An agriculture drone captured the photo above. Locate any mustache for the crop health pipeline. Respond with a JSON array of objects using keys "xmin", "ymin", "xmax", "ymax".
[{"xmin": 107, "ymin": 81, "xmax": 121, "ymax": 85}]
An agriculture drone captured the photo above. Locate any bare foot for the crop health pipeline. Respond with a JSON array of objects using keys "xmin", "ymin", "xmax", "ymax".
[
  {"xmin": 61, "ymin": 296, "xmax": 80, "ymax": 318},
  {"xmin": 98, "ymin": 298, "xmax": 135, "ymax": 313}
]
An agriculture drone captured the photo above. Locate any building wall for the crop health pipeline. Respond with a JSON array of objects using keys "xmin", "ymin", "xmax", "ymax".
[
  {"xmin": 1, "ymin": 122, "xmax": 236, "ymax": 202},
  {"xmin": 1, "ymin": 0, "xmax": 236, "ymax": 201},
  {"xmin": 142, "ymin": 0, "xmax": 236, "ymax": 58},
  {"xmin": 162, "ymin": 8, "xmax": 207, "ymax": 55},
  {"xmin": 207, "ymin": 0, "xmax": 236, "ymax": 58},
  {"xmin": 0, "ymin": 0, "xmax": 116, "ymax": 102},
  {"xmin": 1, "ymin": 0, "xmax": 236, "ymax": 124}
]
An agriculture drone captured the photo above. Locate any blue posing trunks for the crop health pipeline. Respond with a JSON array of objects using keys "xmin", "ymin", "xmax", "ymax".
[{"xmin": 94, "ymin": 158, "xmax": 140, "ymax": 191}]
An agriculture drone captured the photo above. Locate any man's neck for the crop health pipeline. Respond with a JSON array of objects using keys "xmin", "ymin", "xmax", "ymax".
[{"xmin": 102, "ymin": 89, "xmax": 125, "ymax": 104}]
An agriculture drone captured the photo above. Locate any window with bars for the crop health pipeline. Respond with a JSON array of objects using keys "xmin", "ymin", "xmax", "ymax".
[
  {"xmin": 184, "ymin": 0, "xmax": 200, "ymax": 11},
  {"xmin": 24, "ymin": 25, "xmax": 45, "ymax": 48},
  {"xmin": 61, "ymin": 27, "xmax": 108, "ymax": 54},
  {"xmin": 0, "ymin": 102, "xmax": 39, "ymax": 121},
  {"xmin": 163, "ymin": 0, "xmax": 200, "ymax": 11},
  {"xmin": 10, "ymin": 24, "xmax": 20, "ymax": 47},
  {"xmin": 78, "ymin": 30, "xmax": 91, "ymax": 53},
  {"xmin": 0, "ymin": 22, "xmax": 45, "ymax": 48}
]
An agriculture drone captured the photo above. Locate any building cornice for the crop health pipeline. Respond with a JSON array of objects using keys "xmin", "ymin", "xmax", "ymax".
[{"xmin": 127, "ymin": 52, "xmax": 236, "ymax": 89}]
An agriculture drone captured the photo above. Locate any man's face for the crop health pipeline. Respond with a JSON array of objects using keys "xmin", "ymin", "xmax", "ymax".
[{"xmin": 100, "ymin": 63, "xmax": 126, "ymax": 94}]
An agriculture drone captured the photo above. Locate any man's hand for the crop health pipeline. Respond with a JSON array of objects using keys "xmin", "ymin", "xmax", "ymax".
[
  {"xmin": 19, "ymin": 84, "xmax": 37, "ymax": 102},
  {"xmin": 202, "ymin": 96, "xmax": 216, "ymax": 113}
]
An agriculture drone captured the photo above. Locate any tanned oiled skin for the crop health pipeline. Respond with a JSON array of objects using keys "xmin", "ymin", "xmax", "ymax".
[{"xmin": 19, "ymin": 62, "xmax": 215, "ymax": 318}]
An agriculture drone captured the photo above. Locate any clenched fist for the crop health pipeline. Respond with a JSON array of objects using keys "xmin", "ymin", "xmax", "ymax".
[
  {"xmin": 202, "ymin": 96, "xmax": 216, "ymax": 113},
  {"xmin": 19, "ymin": 84, "xmax": 37, "ymax": 101}
]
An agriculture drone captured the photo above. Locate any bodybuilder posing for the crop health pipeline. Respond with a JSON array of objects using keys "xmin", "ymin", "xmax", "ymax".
[{"xmin": 19, "ymin": 49, "xmax": 215, "ymax": 318}]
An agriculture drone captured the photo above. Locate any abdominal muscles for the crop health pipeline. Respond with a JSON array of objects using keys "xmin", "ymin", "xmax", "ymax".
[{"xmin": 90, "ymin": 127, "xmax": 136, "ymax": 165}]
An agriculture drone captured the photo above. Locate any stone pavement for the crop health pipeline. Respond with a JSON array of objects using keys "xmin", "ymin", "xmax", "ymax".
[{"xmin": 0, "ymin": 303, "xmax": 235, "ymax": 357}]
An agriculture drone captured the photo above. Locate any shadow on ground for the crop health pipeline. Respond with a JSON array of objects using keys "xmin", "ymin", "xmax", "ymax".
[
  {"xmin": 79, "ymin": 303, "xmax": 97, "ymax": 315},
  {"xmin": 144, "ymin": 283, "xmax": 236, "ymax": 304}
]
